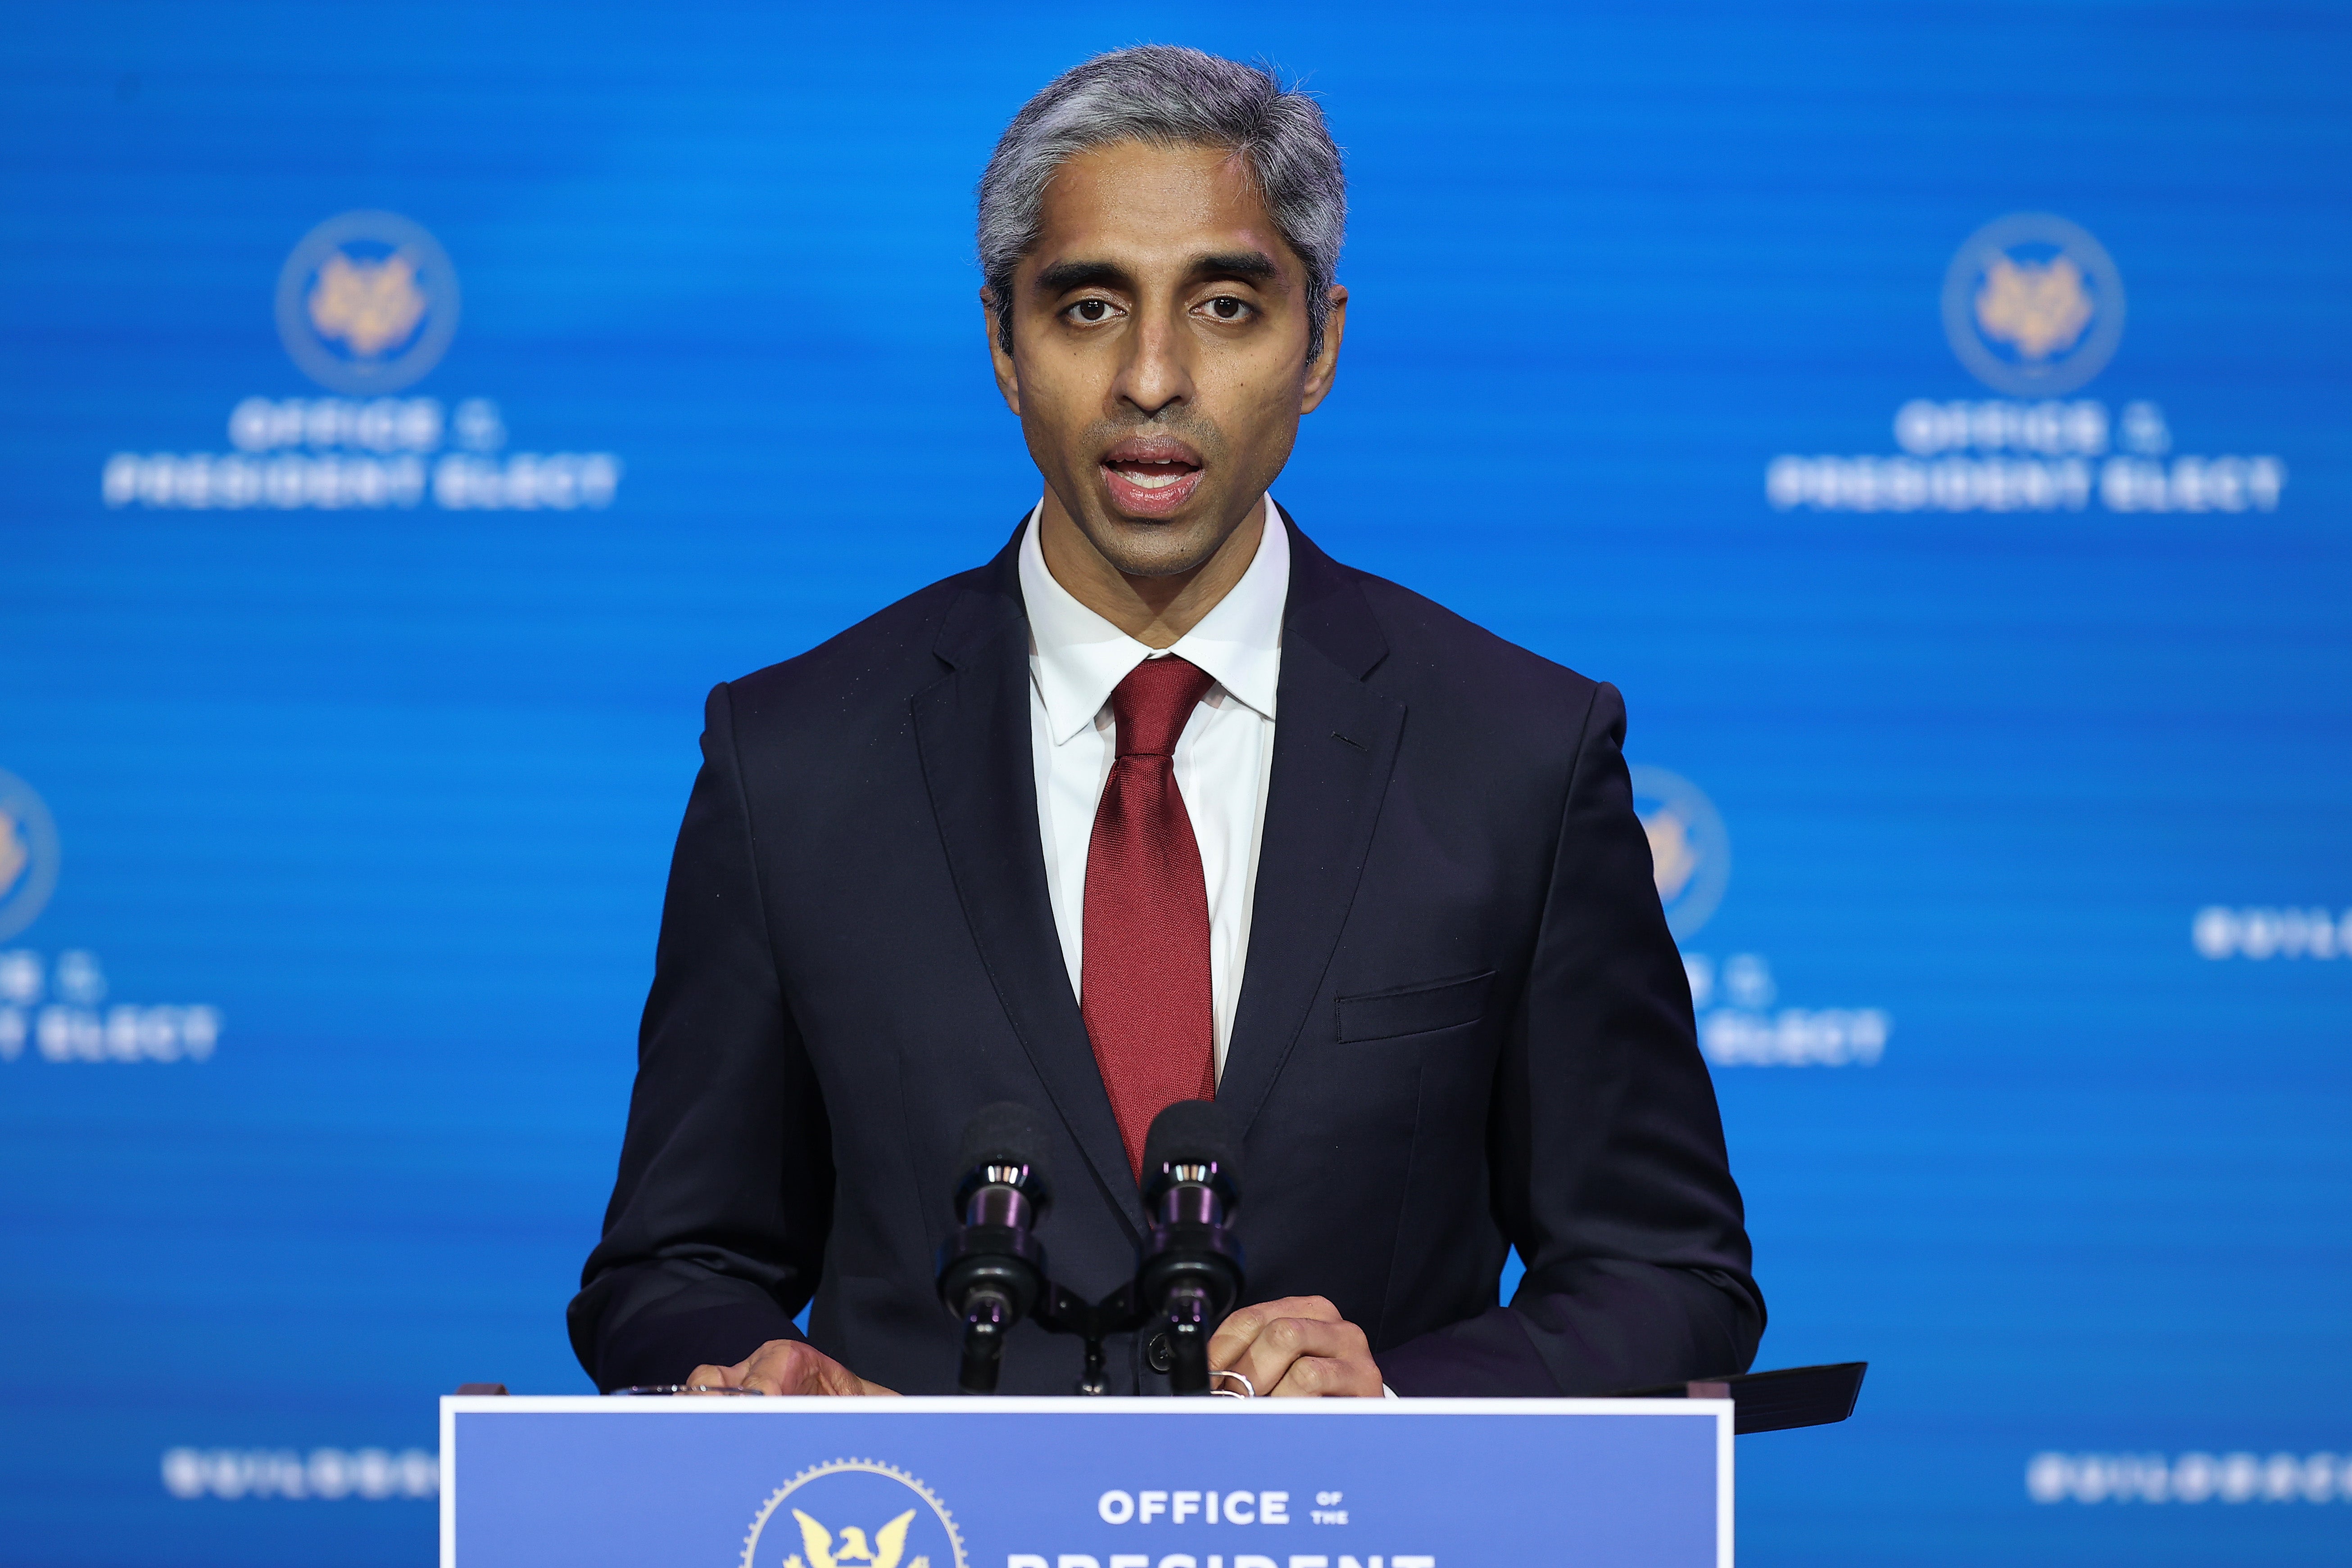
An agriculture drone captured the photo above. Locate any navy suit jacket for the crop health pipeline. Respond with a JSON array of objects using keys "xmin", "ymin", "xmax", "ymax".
[{"xmin": 569, "ymin": 514, "xmax": 1763, "ymax": 1395}]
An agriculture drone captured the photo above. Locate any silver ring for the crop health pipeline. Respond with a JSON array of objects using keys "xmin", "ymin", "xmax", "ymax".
[
  {"xmin": 612, "ymin": 1383, "xmax": 764, "ymax": 1396},
  {"xmin": 1209, "ymin": 1369, "xmax": 1255, "ymax": 1399}
]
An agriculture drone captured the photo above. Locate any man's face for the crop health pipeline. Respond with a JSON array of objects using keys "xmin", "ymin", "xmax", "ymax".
[{"xmin": 988, "ymin": 139, "xmax": 1345, "ymax": 579}]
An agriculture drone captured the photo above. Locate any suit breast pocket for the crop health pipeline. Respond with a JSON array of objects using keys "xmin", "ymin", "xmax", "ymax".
[{"xmin": 1335, "ymin": 970, "xmax": 1497, "ymax": 1043}]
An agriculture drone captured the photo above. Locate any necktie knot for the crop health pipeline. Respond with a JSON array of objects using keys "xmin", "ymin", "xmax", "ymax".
[{"xmin": 1110, "ymin": 655, "xmax": 1215, "ymax": 759}]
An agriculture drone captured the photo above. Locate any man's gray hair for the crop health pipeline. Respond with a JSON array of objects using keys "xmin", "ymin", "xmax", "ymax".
[{"xmin": 978, "ymin": 45, "xmax": 1347, "ymax": 361}]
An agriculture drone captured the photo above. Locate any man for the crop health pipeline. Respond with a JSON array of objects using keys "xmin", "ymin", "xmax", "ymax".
[{"xmin": 569, "ymin": 45, "xmax": 1760, "ymax": 1399}]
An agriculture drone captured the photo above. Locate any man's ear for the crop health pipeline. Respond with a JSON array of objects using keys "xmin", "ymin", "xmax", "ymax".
[
  {"xmin": 982, "ymin": 288, "xmax": 1021, "ymax": 415},
  {"xmin": 1301, "ymin": 283, "xmax": 1348, "ymax": 415}
]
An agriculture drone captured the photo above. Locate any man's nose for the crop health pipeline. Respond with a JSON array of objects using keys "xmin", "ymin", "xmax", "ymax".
[{"xmin": 1112, "ymin": 307, "xmax": 1194, "ymax": 417}]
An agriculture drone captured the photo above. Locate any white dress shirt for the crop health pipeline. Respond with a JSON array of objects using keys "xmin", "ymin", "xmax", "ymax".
[{"xmin": 1020, "ymin": 499, "xmax": 1288, "ymax": 1080}]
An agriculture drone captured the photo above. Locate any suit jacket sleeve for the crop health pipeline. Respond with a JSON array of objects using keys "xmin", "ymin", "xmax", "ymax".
[
  {"xmin": 1376, "ymin": 680, "xmax": 1765, "ymax": 1395},
  {"xmin": 566, "ymin": 681, "xmax": 834, "ymax": 1390}
]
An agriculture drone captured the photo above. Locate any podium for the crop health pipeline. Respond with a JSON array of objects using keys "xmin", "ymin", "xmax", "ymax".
[{"xmin": 440, "ymin": 1395, "xmax": 1734, "ymax": 1567}]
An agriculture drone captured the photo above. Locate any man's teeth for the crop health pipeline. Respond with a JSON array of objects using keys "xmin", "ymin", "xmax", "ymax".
[{"xmin": 1115, "ymin": 464, "xmax": 1192, "ymax": 490}]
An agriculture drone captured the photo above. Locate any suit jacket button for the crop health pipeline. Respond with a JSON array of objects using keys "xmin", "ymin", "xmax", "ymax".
[{"xmin": 1146, "ymin": 1332, "xmax": 1173, "ymax": 1373}]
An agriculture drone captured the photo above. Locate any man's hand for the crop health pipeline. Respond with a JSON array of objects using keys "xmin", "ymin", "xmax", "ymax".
[
  {"xmin": 1206, "ymin": 1296, "xmax": 1384, "ymax": 1397},
  {"xmin": 688, "ymin": 1338, "xmax": 899, "ymax": 1397}
]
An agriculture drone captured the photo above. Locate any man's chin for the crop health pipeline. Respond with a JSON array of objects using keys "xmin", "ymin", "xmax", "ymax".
[{"xmin": 1081, "ymin": 507, "xmax": 1237, "ymax": 580}]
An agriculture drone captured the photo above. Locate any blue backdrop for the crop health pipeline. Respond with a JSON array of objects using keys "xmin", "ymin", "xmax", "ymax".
[{"xmin": 4, "ymin": 3, "xmax": 2347, "ymax": 1564}]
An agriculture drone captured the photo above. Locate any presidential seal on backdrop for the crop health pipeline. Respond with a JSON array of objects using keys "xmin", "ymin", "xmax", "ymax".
[
  {"xmin": 1630, "ymin": 765, "xmax": 1729, "ymax": 941},
  {"xmin": 274, "ymin": 210, "xmax": 461, "ymax": 394},
  {"xmin": 1941, "ymin": 213, "xmax": 2125, "ymax": 396},
  {"xmin": 105, "ymin": 208, "xmax": 624, "ymax": 515},
  {"xmin": 1766, "ymin": 210, "xmax": 2284, "ymax": 518},
  {"xmin": 0, "ymin": 768, "xmax": 62, "ymax": 942},
  {"xmin": 741, "ymin": 1460, "xmax": 966, "ymax": 1568}
]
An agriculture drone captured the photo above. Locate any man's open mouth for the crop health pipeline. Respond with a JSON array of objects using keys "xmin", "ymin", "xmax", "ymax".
[{"xmin": 1100, "ymin": 436, "xmax": 1205, "ymax": 517}]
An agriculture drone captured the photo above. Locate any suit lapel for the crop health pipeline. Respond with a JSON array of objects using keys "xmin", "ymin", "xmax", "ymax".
[
  {"xmin": 912, "ymin": 535, "xmax": 1148, "ymax": 1235},
  {"xmin": 1218, "ymin": 519, "xmax": 1405, "ymax": 1133}
]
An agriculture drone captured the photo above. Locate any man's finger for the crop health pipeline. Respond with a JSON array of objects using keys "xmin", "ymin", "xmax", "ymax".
[
  {"xmin": 1208, "ymin": 1295, "xmax": 1343, "ymax": 1371},
  {"xmin": 1268, "ymin": 1352, "xmax": 1382, "ymax": 1398},
  {"xmin": 738, "ymin": 1339, "xmax": 824, "ymax": 1395},
  {"xmin": 804, "ymin": 1352, "xmax": 875, "ymax": 1396},
  {"xmin": 728, "ymin": 1338, "xmax": 901, "ymax": 1396},
  {"xmin": 1231, "ymin": 1314, "xmax": 1370, "ymax": 1397},
  {"xmin": 683, "ymin": 1362, "xmax": 739, "ymax": 1394}
]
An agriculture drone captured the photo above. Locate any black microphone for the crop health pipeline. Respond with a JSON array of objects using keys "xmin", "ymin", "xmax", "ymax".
[
  {"xmin": 1135, "ymin": 1099, "xmax": 1246, "ymax": 1395},
  {"xmin": 935, "ymin": 1102, "xmax": 1051, "ymax": 1394}
]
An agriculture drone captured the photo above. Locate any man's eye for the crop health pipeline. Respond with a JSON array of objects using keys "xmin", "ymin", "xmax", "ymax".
[
  {"xmin": 1068, "ymin": 299, "xmax": 1115, "ymax": 323},
  {"xmin": 1205, "ymin": 296, "xmax": 1250, "ymax": 321}
]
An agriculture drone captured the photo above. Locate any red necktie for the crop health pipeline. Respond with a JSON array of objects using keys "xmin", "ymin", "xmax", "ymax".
[{"xmin": 1082, "ymin": 655, "xmax": 1220, "ymax": 1180}]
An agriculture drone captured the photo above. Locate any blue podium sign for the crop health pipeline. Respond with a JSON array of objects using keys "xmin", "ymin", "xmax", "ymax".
[{"xmin": 440, "ymin": 1396, "xmax": 1731, "ymax": 1568}]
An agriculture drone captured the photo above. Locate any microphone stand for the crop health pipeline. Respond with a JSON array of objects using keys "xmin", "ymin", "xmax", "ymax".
[{"xmin": 1032, "ymin": 1281, "xmax": 1144, "ymax": 1396}]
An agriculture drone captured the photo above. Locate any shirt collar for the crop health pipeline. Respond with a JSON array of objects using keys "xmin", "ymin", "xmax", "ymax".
[{"xmin": 1019, "ymin": 497, "xmax": 1289, "ymax": 746}]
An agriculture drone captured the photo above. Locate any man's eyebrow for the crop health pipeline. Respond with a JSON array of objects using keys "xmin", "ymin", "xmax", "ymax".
[
  {"xmin": 1030, "ymin": 251, "xmax": 1282, "ymax": 295},
  {"xmin": 1192, "ymin": 250, "xmax": 1280, "ymax": 284},
  {"xmin": 1033, "ymin": 259, "xmax": 1130, "ymax": 294}
]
